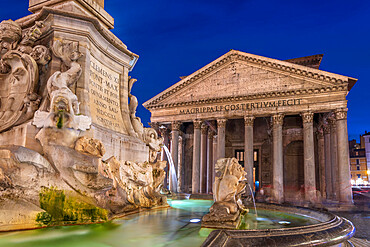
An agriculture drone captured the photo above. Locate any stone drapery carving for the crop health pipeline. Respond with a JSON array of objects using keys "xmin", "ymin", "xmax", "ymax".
[
  {"xmin": 33, "ymin": 40, "xmax": 91, "ymax": 131},
  {"xmin": 202, "ymin": 158, "xmax": 247, "ymax": 229},
  {"xmin": 0, "ymin": 20, "xmax": 50, "ymax": 132}
]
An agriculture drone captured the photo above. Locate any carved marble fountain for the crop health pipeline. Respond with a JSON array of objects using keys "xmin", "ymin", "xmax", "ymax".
[{"xmin": 0, "ymin": 0, "xmax": 167, "ymax": 231}]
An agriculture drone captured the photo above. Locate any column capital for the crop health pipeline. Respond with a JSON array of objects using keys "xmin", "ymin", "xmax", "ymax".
[
  {"xmin": 217, "ymin": 118, "xmax": 227, "ymax": 128},
  {"xmin": 334, "ymin": 108, "xmax": 348, "ymax": 120},
  {"xmin": 301, "ymin": 111, "xmax": 314, "ymax": 123},
  {"xmin": 159, "ymin": 125, "xmax": 169, "ymax": 137},
  {"xmin": 244, "ymin": 115, "xmax": 255, "ymax": 126},
  {"xmin": 193, "ymin": 119, "xmax": 202, "ymax": 129},
  {"xmin": 201, "ymin": 123, "xmax": 208, "ymax": 134},
  {"xmin": 171, "ymin": 121, "xmax": 182, "ymax": 131},
  {"xmin": 208, "ymin": 129, "xmax": 214, "ymax": 139},
  {"xmin": 272, "ymin": 114, "xmax": 284, "ymax": 126},
  {"xmin": 323, "ymin": 124, "xmax": 331, "ymax": 134},
  {"xmin": 328, "ymin": 116, "xmax": 336, "ymax": 128}
]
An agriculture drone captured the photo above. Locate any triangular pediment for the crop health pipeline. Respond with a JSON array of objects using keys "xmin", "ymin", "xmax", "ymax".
[{"xmin": 143, "ymin": 50, "xmax": 356, "ymax": 108}]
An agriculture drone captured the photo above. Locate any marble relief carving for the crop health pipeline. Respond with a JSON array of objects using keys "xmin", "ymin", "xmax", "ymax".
[{"xmin": 0, "ymin": 20, "xmax": 49, "ymax": 132}]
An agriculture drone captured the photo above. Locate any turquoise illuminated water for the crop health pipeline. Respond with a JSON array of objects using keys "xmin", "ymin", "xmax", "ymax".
[{"xmin": 0, "ymin": 200, "xmax": 320, "ymax": 247}]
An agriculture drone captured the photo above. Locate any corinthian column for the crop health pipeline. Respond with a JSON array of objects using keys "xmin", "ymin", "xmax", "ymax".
[
  {"xmin": 335, "ymin": 108, "xmax": 353, "ymax": 203},
  {"xmin": 207, "ymin": 129, "xmax": 214, "ymax": 193},
  {"xmin": 244, "ymin": 116, "xmax": 255, "ymax": 191},
  {"xmin": 272, "ymin": 114, "xmax": 284, "ymax": 203},
  {"xmin": 170, "ymin": 121, "xmax": 181, "ymax": 193},
  {"xmin": 192, "ymin": 120, "xmax": 202, "ymax": 194},
  {"xmin": 328, "ymin": 116, "xmax": 339, "ymax": 200},
  {"xmin": 301, "ymin": 112, "xmax": 316, "ymax": 203},
  {"xmin": 317, "ymin": 128, "xmax": 326, "ymax": 199},
  {"xmin": 200, "ymin": 123, "xmax": 208, "ymax": 193},
  {"xmin": 323, "ymin": 123, "xmax": 333, "ymax": 199},
  {"xmin": 217, "ymin": 119, "xmax": 227, "ymax": 159}
]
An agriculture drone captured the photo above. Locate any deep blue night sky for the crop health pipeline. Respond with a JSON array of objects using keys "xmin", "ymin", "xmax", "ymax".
[{"xmin": 2, "ymin": 0, "xmax": 370, "ymax": 141}]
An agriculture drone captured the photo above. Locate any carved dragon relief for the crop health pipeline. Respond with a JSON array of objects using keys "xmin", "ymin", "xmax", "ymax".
[{"xmin": 0, "ymin": 20, "xmax": 50, "ymax": 132}]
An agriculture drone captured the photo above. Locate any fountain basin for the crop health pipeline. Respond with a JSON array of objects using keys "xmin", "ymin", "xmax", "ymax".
[
  {"xmin": 203, "ymin": 203, "xmax": 355, "ymax": 247},
  {"xmin": 0, "ymin": 200, "xmax": 355, "ymax": 247}
]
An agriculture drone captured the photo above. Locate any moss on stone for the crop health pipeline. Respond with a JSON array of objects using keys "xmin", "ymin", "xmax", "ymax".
[{"xmin": 36, "ymin": 187, "xmax": 108, "ymax": 226}]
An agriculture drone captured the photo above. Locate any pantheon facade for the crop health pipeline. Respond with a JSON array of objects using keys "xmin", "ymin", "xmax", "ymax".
[{"xmin": 144, "ymin": 50, "xmax": 357, "ymax": 205}]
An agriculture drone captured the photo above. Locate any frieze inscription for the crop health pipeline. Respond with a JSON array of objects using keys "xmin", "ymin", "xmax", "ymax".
[
  {"xmin": 89, "ymin": 56, "xmax": 124, "ymax": 132},
  {"xmin": 179, "ymin": 99, "xmax": 302, "ymax": 115}
]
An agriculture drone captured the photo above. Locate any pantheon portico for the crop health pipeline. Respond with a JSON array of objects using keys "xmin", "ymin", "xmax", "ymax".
[{"xmin": 144, "ymin": 50, "xmax": 357, "ymax": 205}]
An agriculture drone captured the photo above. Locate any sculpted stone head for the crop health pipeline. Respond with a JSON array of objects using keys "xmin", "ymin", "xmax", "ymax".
[{"xmin": 0, "ymin": 20, "xmax": 21, "ymax": 57}]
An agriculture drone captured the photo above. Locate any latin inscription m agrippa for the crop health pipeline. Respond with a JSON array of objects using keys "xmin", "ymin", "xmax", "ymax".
[
  {"xmin": 179, "ymin": 99, "xmax": 302, "ymax": 115},
  {"xmin": 89, "ymin": 57, "xmax": 124, "ymax": 132}
]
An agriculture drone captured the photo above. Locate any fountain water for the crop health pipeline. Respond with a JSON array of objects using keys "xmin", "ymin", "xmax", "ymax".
[
  {"xmin": 162, "ymin": 145, "xmax": 178, "ymax": 193},
  {"xmin": 246, "ymin": 182, "xmax": 258, "ymax": 218}
]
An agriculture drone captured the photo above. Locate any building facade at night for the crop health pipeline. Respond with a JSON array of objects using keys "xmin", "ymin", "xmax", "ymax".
[
  {"xmin": 144, "ymin": 50, "xmax": 357, "ymax": 205},
  {"xmin": 349, "ymin": 132, "xmax": 370, "ymax": 185}
]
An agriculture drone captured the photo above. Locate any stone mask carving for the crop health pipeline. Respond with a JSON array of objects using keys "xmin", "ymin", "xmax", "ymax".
[{"xmin": 0, "ymin": 20, "xmax": 50, "ymax": 132}]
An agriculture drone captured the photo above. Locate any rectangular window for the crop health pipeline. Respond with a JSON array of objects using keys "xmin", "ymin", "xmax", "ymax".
[
  {"xmin": 356, "ymin": 159, "xmax": 360, "ymax": 164},
  {"xmin": 357, "ymin": 165, "xmax": 360, "ymax": 170}
]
